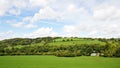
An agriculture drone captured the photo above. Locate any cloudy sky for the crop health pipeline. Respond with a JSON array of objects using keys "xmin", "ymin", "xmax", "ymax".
[{"xmin": 0, "ymin": 0, "xmax": 120, "ymax": 40}]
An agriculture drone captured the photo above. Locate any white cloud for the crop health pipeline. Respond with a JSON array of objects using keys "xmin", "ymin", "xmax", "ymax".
[
  {"xmin": 63, "ymin": 25, "xmax": 77, "ymax": 37},
  {"xmin": 89, "ymin": 31, "xmax": 98, "ymax": 36},
  {"xmin": 9, "ymin": 9, "xmax": 21, "ymax": 16},
  {"xmin": 62, "ymin": 24, "xmax": 86, "ymax": 37},
  {"xmin": 63, "ymin": 25, "xmax": 76, "ymax": 33},
  {"xmin": 22, "ymin": 16, "xmax": 32, "ymax": 22},
  {"xmin": 0, "ymin": 0, "xmax": 28, "ymax": 16},
  {"xmin": 30, "ymin": 0, "xmax": 48, "ymax": 7},
  {"xmin": 24, "ymin": 27, "xmax": 58, "ymax": 38},
  {"xmin": 0, "ymin": 27, "xmax": 58, "ymax": 40},
  {"xmin": 0, "ymin": 0, "xmax": 11, "ymax": 16},
  {"xmin": 93, "ymin": 5, "xmax": 120, "ymax": 21},
  {"xmin": 23, "ymin": 17, "xmax": 38, "ymax": 29},
  {"xmin": 7, "ymin": 20, "xmax": 24, "ymax": 28},
  {"xmin": 61, "ymin": 4, "xmax": 86, "ymax": 21},
  {"xmin": 22, "ymin": 6, "xmax": 60, "ymax": 29},
  {"xmin": 29, "ymin": 0, "xmax": 56, "ymax": 8},
  {"xmin": 25, "ymin": 24, "xmax": 37, "ymax": 29},
  {"xmin": 63, "ymin": 23, "xmax": 120, "ymax": 38},
  {"xmin": 0, "ymin": 30, "xmax": 14, "ymax": 40},
  {"xmin": 7, "ymin": 16, "xmax": 32, "ymax": 28},
  {"xmin": 31, "ymin": 6, "xmax": 59, "ymax": 23},
  {"xmin": 12, "ymin": 0, "xmax": 27, "ymax": 9},
  {"xmin": 25, "ymin": 4, "xmax": 87, "ymax": 28},
  {"xmin": 12, "ymin": 22, "xmax": 23, "ymax": 27},
  {"xmin": 102, "ymin": 24, "xmax": 120, "ymax": 35}
]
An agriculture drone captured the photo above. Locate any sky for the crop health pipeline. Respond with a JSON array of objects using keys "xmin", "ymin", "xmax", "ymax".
[{"xmin": 0, "ymin": 0, "xmax": 120, "ymax": 40}]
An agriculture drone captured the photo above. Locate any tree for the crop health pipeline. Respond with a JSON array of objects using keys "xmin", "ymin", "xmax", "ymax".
[{"xmin": 103, "ymin": 42, "xmax": 117, "ymax": 57}]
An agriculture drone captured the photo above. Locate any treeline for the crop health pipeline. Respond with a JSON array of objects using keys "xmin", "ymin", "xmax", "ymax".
[
  {"xmin": 0, "ymin": 44, "xmax": 104, "ymax": 56},
  {"xmin": 0, "ymin": 37, "xmax": 55, "ymax": 46},
  {"xmin": 0, "ymin": 43, "xmax": 120, "ymax": 57},
  {"xmin": 0, "ymin": 37, "xmax": 120, "ymax": 57}
]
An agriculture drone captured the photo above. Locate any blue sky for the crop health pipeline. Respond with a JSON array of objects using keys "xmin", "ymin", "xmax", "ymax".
[{"xmin": 0, "ymin": 0, "xmax": 120, "ymax": 40}]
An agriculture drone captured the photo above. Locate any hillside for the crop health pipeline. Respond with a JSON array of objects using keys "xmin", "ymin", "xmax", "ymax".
[{"xmin": 0, "ymin": 37, "xmax": 120, "ymax": 57}]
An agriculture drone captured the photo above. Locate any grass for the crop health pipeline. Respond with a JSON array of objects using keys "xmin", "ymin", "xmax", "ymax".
[
  {"xmin": 12, "ymin": 38, "xmax": 106, "ymax": 48},
  {"xmin": 0, "ymin": 56, "xmax": 120, "ymax": 68},
  {"xmin": 49, "ymin": 39, "xmax": 105, "ymax": 46}
]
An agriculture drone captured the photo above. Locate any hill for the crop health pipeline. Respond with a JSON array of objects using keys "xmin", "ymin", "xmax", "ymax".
[{"xmin": 0, "ymin": 37, "xmax": 120, "ymax": 57}]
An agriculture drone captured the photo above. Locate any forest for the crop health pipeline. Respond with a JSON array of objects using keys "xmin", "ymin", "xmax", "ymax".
[{"xmin": 0, "ymin": 37, "xmax": 120, "ymax": 57}]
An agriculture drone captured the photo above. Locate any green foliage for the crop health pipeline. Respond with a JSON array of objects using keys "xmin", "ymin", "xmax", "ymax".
[
  {"xmin": 113, "ymin": 46, "xmax": 120, "ymax": 57},
  {"xmin": 0, "ymin": 37, "xmax": 120, "ymax": 57}
]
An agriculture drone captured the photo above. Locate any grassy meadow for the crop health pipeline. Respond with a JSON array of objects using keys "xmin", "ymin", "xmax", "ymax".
[
  {"xmin": 28, "ymin": 38, "xmax": 106, "ymax": 47},
  {"xmin": 49, "ymin": 38, "xmax": 105, "ymax": 46},
  {"xmin": 0, "ymin": 56, "xmax": 120, "ymax": 68},
  {"xmin": 12, "ymin": 38, "xmax": 106, "ymax": 49}
]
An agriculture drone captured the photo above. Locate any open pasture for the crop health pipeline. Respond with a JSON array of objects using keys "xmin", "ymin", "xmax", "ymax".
[{"xmin": 0, "ymin": 56, "xmax": 120, "ymax": 68}]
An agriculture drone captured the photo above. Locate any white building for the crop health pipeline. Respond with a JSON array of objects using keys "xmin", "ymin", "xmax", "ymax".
[{"xmin": 91, "ymin": 53, "xmax": 100, "ymax": 56}]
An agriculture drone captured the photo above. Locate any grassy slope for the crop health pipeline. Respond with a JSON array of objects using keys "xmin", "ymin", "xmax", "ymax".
[
  {"xmin": 48, "ymin": 38, "xmax": 105, "ymax": 46},
  {"xmin": 0, "ymin": 56, "xmax": 120, "ymax": 68},
  {"xmin": 12, "ymin": 38, "xmax": 105, "ymax": 48}
]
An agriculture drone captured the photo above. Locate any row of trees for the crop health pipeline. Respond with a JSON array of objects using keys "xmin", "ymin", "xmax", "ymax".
[
  {"xmin": 0, "ymin": 37, "xmax": 55, "ymax": 46},
  {"xmin": 0, "ymin": 43, "xmax": 120, "ymax": 57}
]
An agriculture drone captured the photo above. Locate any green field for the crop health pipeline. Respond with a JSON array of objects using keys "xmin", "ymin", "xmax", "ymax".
[
  {"xmin": 49, "ymin": 40, "xmax": 105, "ymax": 46},
  {"xmin": 30, "ymin": 38, "xmax": 106, "ymax": 47},
  {"xmin": 49, "ymin": 38, "xmax": 105, "ymax": 46},
  {"xmin": 0, "ymin": 56, "xmax": 120, "ymax": 68}
]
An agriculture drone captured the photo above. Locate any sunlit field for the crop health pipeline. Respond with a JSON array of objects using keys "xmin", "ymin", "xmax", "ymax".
[{"xmin": 0, "ymin": 56, "xmax": 120, "ymax": 68}]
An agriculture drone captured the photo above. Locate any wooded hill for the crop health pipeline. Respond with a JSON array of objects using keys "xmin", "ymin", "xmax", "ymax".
[{"xmin": 0, "ymin": 37, "xmax": 120, "ymax": 57}]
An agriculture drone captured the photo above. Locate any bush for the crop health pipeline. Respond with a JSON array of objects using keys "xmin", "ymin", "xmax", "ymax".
[
  {"xmin": 54, "ymin": 50, "xmax": 79, "ymax": 57},
  {"xmin": 114, "ymin": 47, "xmax": 120, "ymax": 57}
]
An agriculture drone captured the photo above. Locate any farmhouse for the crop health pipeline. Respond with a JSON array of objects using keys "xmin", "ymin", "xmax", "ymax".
[{"xmin": 90, "ymin": 53, "xmax": 100, "ymax": 56}]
